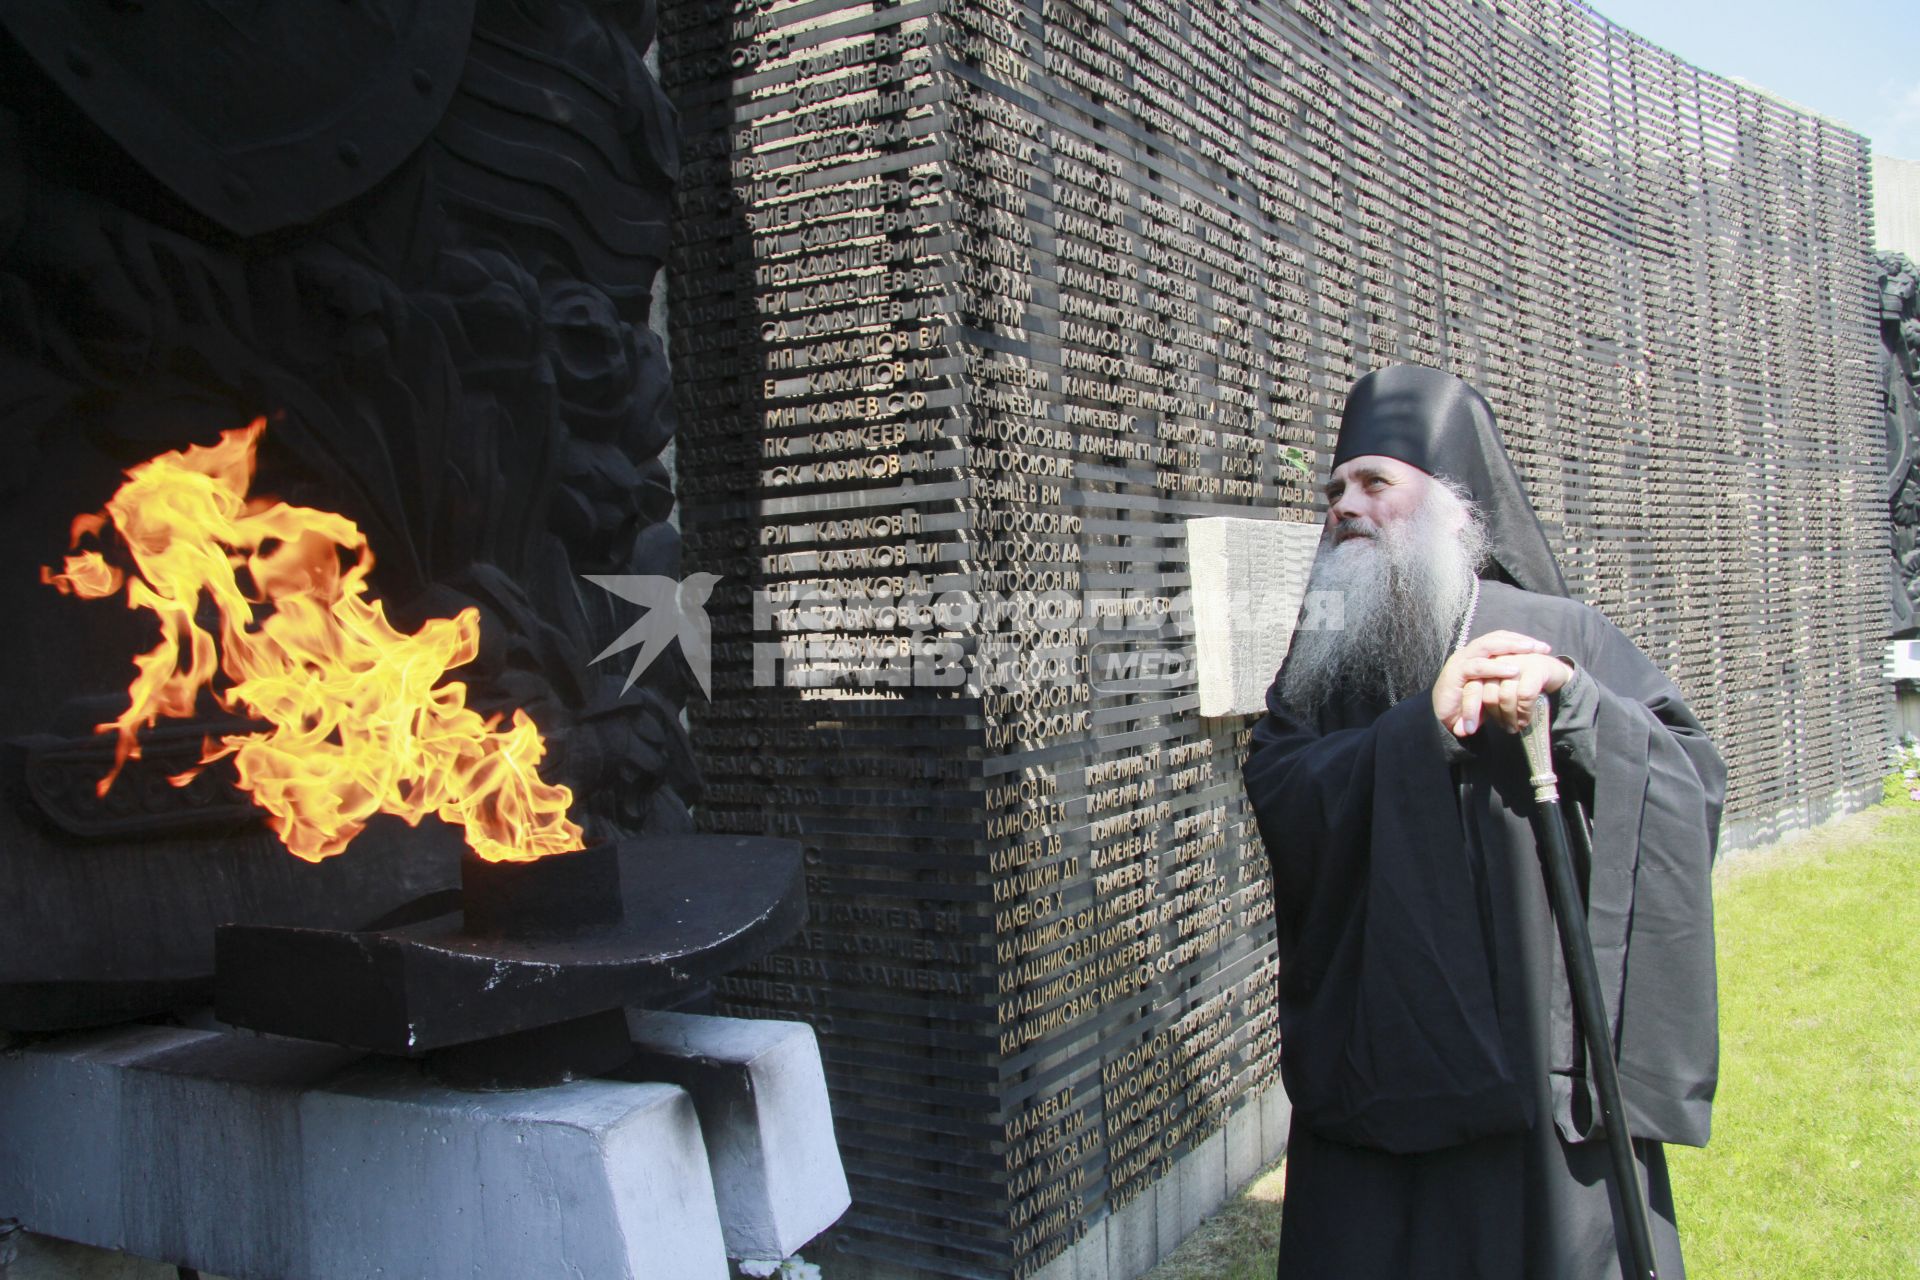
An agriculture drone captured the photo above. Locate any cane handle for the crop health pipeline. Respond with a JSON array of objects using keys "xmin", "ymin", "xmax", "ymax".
[{"xmin": 1521, "ymin": 695, "xmax": 1558, "ymax": 804}]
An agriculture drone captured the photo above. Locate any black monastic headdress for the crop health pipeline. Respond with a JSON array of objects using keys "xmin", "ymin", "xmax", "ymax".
[{"xmin": 1332, "ymin": 364, "xmax": 1569, "ymax": 598}]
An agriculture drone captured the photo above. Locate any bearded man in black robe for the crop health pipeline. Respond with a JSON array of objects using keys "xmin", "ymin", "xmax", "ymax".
[{"xmin": 1243, "ymin": 365, "xmax": 1724, "ymax": 1279}]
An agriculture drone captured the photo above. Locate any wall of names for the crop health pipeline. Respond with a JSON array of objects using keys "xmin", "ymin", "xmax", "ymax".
[{"xmin": 660, "ymin": 0, "xmax": 1884, "ymax": 1274}]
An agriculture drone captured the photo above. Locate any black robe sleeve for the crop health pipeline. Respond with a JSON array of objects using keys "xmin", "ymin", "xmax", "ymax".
[
  {"xmin": 1525, "ymin": 592, "xmax": 1725, "ymax": 1148},
  {"xmin": 1243, "ymin": 685, "xmax": 1533, "ymax": 1154}
]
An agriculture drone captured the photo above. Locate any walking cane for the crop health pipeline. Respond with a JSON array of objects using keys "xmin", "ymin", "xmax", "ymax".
[{"xmin": 1520, "ymin": 696, "xmax": 1660, "ymax": 1280}]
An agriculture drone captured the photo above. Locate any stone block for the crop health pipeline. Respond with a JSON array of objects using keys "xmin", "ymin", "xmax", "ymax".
[
  {"xmin": 301, "ymin": 1063, "xmax": 725, "ymax": 1280},
  {"xmin": 0, "ymin": 1026, "xmax": 217, "ymax": 1249},
  {"xmin": 1261, "ymin": 1078, "xmax": 1294, "ymax": 1160},
  {"xmin": 1176, "ymin": 1130, "xmax": 1228, "ymax": 1240},
  {"xmin": 1105, "ymin": 1186, "xmax": 1159, "ymax": 1280},
  {"xmin": 1154, "ymin": 1161, "xmax": 1182, "ymax": 1269},
  {"xmin": 624, "ymin": 1010, "xmax": 849, "ymax": 1259},
  {"xmin": 118, "ymin": 1034, "xmax": 360, "ymax": 1278},
  {"xmin": 1225, "ymin": 1095, "xmax": 1263, "ymax": 1191},
  {"xmin": 1027, "ymin": 1246, "xmax": 1076, "ymax": 1280},
  {"xmin": 1066, "ymin": 1222, "xmax": 1111, "ymax": 1280},
  {"xmin": 1187, "ymin": 517, "xmax": 1322, "ymax": 716},
  {"xmin": 0, "ymin": 1027, "xmax": 729, "ymax": 1280}
]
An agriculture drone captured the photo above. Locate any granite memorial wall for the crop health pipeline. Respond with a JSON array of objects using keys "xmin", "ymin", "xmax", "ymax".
[{"xmin": 658, "ymin": 0, "xmax": 1886, "ymax": 1274}]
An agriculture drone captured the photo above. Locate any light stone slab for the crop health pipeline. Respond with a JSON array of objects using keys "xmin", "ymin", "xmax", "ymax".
[
  {"xmin": 1225, "ymin": 1092, "xmax": 1264, "ymax": 1191},
  {"xmin": 1175, "ymin": 1130, "xmax": 1228, "ymax": 1241},
  {"xmin": 0, "ymin": 1026, "xmax": 727, "ymax": 1280},
  {"xmin": 625, "ymin": 1010, "xmax": 850, "ymax": 1259},
  {"xmin": 1028, "ymin": 1247, "xmax": 1074, "ymax": 1280},
  {"xmin": 1261, "ymin": 1078, "xmax": 1295, "ymax": 1158},
  {"xmin": 1876, "ymin": 153, "xmax": 1920, "ymax": 263},
  {"xmin": 0, "ymin": 1025, "xmax": 218, "ymax": 1250},
  {"xmin": 1104, "ymin": 1187, "xmax": 1160, "ymax": 1280},
  {"xmin": 1186, "ymin": 517, "xmax": 1323, "ymax": 716}
]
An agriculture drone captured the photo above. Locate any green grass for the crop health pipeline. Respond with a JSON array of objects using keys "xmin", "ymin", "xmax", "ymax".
[
  {"xmin": 1145, "ymin": 791, "xmax": 1920, "ymax": 1280},
  {"xmin": 1140, "ymin": 1161, "xmax": 1286, "ymax": 1280},
  {"xmin": 1668, "ymin": 786, "xmax": 1920, "ymax": 1280}
]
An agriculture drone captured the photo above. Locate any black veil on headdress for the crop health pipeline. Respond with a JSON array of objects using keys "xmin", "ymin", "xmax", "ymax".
[{"xmin": 1332, "ymin": 364, "xmax": 1569, "ymax": 599}]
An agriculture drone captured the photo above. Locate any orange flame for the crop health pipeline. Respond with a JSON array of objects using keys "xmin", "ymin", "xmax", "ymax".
[{"xmin": 45, "ymin": 418, "xmax": 584, "ymax": 864}]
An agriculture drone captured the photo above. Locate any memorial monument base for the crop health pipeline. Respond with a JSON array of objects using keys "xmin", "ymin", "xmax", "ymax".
[
  {"xmin": 815, "ymin": 1082, "xmax": 1291, "ymax": 1280},
  {"xmin": 0, "ymin": 1016, "xmax": 848, "ymax": 1280},
  {"xmin": 1718, "ymin": 781, "xmax": 1887, "ymax": 857}
]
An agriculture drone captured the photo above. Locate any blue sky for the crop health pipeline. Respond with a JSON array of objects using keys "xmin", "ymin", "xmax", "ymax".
[{"xmin": 1581, "ymin": 0, "xmax": 1920, "ymax": 160}]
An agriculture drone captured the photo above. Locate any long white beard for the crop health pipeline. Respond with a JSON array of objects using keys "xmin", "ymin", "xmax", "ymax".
[{"xmin": 1279, "ymin": 481, "xmax": 1487, "ymax": 716}]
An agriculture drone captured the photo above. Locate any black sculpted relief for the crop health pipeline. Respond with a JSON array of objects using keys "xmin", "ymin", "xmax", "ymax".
[
  {"xmin": 0, "ymin": 0, "xmax": 690, "ymax": 1027},
  {"xmin": 1882, "ymin": 252, "xmax": 1920, "ymax": 633}
]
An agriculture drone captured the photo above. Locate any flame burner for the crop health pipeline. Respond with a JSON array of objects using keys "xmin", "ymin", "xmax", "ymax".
[
  {"xmin": 214, "ymin": 835, "xmax": 804, "ymax": 1089},
  {"xmin": 461, "ymin": 842, "xmax": 625, "ymax": 941}
]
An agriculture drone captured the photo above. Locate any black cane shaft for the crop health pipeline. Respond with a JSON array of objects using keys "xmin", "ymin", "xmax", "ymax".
[{"xmin": 1532, "ymin": 793, "xmax": 1660, "ymax": 1280}]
